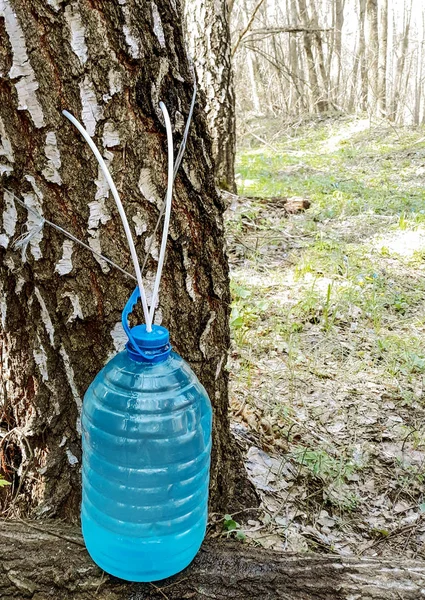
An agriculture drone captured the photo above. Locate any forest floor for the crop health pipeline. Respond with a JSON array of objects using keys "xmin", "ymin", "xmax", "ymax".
[{"xmin": 224, "ymin": 115, "xmax": 425, "ymax": 558}]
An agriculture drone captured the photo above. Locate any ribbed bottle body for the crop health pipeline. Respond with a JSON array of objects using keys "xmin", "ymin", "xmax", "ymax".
[{"xmin": 81, "ymin": 350, "xmax": 212, "ymax": 582}]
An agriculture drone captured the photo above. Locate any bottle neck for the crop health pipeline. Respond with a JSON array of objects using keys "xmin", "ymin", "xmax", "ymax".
[
  {"xmin": 123, "ymin": 323, "xmax": 171, "ymax": 363},
  {"xmin": 125, "ymin": 341, "xmax": 171, "ymax": 364}
]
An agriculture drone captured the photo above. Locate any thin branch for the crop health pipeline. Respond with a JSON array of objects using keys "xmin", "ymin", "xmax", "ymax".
[
  {"xmin": 232, "ymin": 0, "xmax": 267, "ymax": 56},
  {"xmin": 247, "ymin": 130, "xmax": 279, "ymax": 152},
  {"xmin": 243, "ymin": 43, "xmax": 312, "ymax": 89},
  {"xmin": 244, "ymin": 26, "xmax": 332, "ymax": 40},
  {"xmin": 150, "ymin": 583, "xmax": 170, "ymax": 600}
]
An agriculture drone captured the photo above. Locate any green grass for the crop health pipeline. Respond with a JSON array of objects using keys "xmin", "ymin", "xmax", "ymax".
[
  {"xmin": 228, "ymin": 116, "xmax": 425, "ymax": 556},
  {"xmin": 236, "ymin": 119, "xmax": 425, "ymax": 219}
]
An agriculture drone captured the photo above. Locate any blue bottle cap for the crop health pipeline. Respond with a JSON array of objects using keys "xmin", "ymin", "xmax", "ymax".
[
  {"xmin": 126, "ymin": 324, "xmax": 171, "ymax": 362},
  {"xmin": 131, "ymin": 324, "xmax": 169, "ymax": 348}
]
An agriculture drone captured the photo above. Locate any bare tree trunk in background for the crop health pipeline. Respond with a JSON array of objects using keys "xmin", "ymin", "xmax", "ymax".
[
  {"xmin": 349, "ymin": 39, "xmax": 359, "ymax": 111},
  {"xmin": 367, "ymin": 0, "xmax": 379, "ymax": 113},
  {"xmin": 325, "ymin": 0, "xmax": 335, "ymax": 88},
  {"xmin": 287, "ymin": 0, "xmax": 302, "ymax": 112},
  {"xmin": 297, "ymin": 0, "xmax": 327, "ymax": 112},
  {"xmin": 389, "ymin": 1, "xmax": 412, "ymax": 121},
  {"xmin": 377, "ymin": 0, "xmax": 388, "ymax": 116},
  {"xmin": 400, "ymin": 47, "xmax": 415, "ymax": 120},
  {"xmin": 413, "ymin": 45, "xmax": 423, "ymax": 126},
  {"xmin": 308, "ymin": 0, "xmax": 330, "ymax": 110},
  {"xmin": 242, "ymin": 0, "xmax": 262, "ymax": 114},
  {"xmin": 414, "ymin": 10, "xmax": 425, "ymax": 125},
  {"xmin": 295, "ymin": 38, "xmax": 310, "ymax": 113},
  {"xmin": 0, "ymin": 0, "xmax": 249, "ymax": 520},
  {"xmin": 246, "ymin": 51, "xmax": 262, "ymax": 114},
  {"xmin": 359, "ymin": 0, "xmax": 368, "ymax": 111},
  {"xmin": 270, "ymin": 36, "xmax": 289, "ymax": 113},
  {"xmin": 349, "ymin": 0, "xmax": 367, "ymax": 112},
  {"xmin": 334, "ymin": 0, "xmax": 345, "ymax": 104},
  {"xmin": 185, "ymin": 0, "xmax": 236, "ymax": 192}
]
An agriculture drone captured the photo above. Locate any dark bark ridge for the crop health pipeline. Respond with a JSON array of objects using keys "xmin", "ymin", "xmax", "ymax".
[
  {"xmin": 0, "ymin": 0, "xmax": 242, "ymax": 518},
  {"xmin": 1, "ymin": 520, "xmax": 425, "ymax": 600}
]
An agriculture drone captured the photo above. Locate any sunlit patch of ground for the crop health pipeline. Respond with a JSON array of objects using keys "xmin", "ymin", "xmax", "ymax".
[
  {"xmin": 373, "ymin": 229, "xmax": 425, "ymax": 257},
  {"xmin": 225, "ymin": 117, "xmax": 425, "ymax": 557},
  {"xmin": 322, "ymin": 117, "xmax": 371, "ymax": 153}
]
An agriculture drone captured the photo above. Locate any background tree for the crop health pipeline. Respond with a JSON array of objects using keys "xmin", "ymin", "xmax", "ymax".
[
  {"xmin": 367, "ymin": 0, "xmax": 379, "ymax": 112},
  {"xmin": 185, "ymin": 0, "xmax": 237, "ymax": 192},
  {"xmin": 297, "ymin": 0, "xmax": 327, "ymax": 112},
  {"xmin": 231, "ymin": 0, "xmax": 425, "ymax": 124},
  {"xmin": 388, "ymin": 0, "xmax": 413, "ymax": 121},
  {"xmin": 377, "ymin": 0, "xmax": 388, "ymax": 116},
  {"xmin": 0, "ymin": 0, "xmax": 246, "ymax": 519}
]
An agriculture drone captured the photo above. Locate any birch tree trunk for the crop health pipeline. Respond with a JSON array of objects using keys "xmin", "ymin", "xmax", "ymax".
[
  {"xmin": 185, "ymin": 0, "xmax": 236, "ymax": 193},
  {"xmin": 0, "ymin": 0, "xmax": 248, "ymax": 520}
]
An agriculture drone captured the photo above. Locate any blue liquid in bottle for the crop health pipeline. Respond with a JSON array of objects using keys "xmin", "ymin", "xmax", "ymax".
[{"xmin": 81, "ymin": 324, "xmax": 212, "ymax": 582}]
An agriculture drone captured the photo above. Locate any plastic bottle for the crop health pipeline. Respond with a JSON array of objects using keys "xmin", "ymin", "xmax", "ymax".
[{"xmin": 81, "ymin": 318, "xmax": 212, "ymax": 581}]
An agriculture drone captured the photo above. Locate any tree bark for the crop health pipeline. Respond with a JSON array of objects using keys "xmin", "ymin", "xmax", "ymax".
[
  {"xmin": 0, "ymin": 0, "xmax": 247, "ymax": 520},
  {"xmin": 2, "ymin": 520, "xmax": 425, "ymax": 600},
  {"xmin": 185, "ymin": 0, "xmax": 236, "ymax": 193}
]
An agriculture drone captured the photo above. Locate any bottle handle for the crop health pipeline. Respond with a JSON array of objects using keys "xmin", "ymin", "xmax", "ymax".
[{"xmin": 122, "ymin": 286, "xmax": 145, "ymax": 357}]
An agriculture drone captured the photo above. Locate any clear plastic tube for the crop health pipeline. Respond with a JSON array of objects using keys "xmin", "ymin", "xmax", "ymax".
[
  {"xmin": 148, "ymin": 102, "xmax": 174, "ymax": 325},
  {"xmin": 62, "ymin": 110, "xmax": 152, "ymax": 331},
  {"xmin": 141, "ymin": 77, "xmax": 196, "ymax": 277}
]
